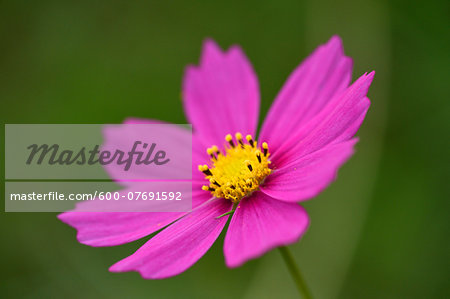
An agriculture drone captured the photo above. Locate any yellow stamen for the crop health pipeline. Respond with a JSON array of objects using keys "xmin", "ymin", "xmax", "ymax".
[
  {"xmin": 198, "ymin": 133, "xmax": 271, "ymax": 203},
  {"xmin": 207, "ymin": 147, "xmax": 217, "ymax": 160},
  {"xmin": 262, "ymin": 142, "xmax": 269, "ymax": 156},
  {"xmin": 235, "ymin": 132, "xmax": 244, "ymax": 147},
  {"xmin": 246, "ymin": 134, "xmax": 255, "ymax": 147},
  {"xmin": 225, "ymin": 134, "xmax": 235, "ymax": 148}
]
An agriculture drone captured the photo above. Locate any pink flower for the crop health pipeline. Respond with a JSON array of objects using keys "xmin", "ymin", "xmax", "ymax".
[{"xmin": 59, "ymin": 36, "xmax": 374, "ymax": 279}]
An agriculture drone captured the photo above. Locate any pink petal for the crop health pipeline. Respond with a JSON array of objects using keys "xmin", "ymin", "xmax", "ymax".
[
  {"xmin": 58, "ymin": 211, "xmax": 184, "ymax": 247},
  {"xmin": 224, "ymin": 192, "xmax": 309, "ymax": 268},
  {"xmin": 182, "ymin": 39, "xmax": 260, "ymax": 146},
  {"xmin": 270, "ymin": 72, "xmax": 373, "ymax": 167},
  {"xmin": 124, "ymin": 119, "xmax": 209, "ymax": 179},
  {"xmin": 260, "ymin": 139, "xmax": 357, "ymax": 202},
  {"xmin": 58, "ymin": 188, "xmax": 211, "ymax": 247},
  {"xmin": 109, "ymin": 198, "xmax": 232, "ymax": 279},
  {"xmin": 259, "ymin": 35, "xmax": 352, "ymax": 151},
  {"xmin": 100, "ymin": 119, "xmax": 208, "ymax": 185}
]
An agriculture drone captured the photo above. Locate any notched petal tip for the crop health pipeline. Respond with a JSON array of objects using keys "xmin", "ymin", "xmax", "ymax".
[
  {"xmin": 202, "ymin": 38, "xmax": 221, "ymax": 50},
  {"xmin": 329, "ymin": 34, "xmax": 344, "ymax": 46},
  {"xmin": 352, "ymin": 71, "xmax": 376, "ymax": 96},
  {"xmin": 200, "ymin": 38, "xmax": 224, "ymax": 66},
  {"xmin": 318, "ymin": 35, "xmax": 345, "ymax": 57},
  {"xmin": 56, "ymin": 212, "xmax": 70, "ymax": 224},
  {"xmin": 109, "ymin": 261, "xmax": 125, "ymax": 273},
  {"xmin": 226, "ymin": 44, "xmax": 245, "ymax": 58}
]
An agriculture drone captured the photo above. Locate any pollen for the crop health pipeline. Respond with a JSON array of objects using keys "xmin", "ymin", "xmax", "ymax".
[{"xmin": 199, "ymin": 133, "xmax": 272, "ymax": 203}]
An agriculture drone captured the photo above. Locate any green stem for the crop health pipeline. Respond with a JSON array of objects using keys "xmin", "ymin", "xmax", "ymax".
[
  {"xmin": 216, "ymin": 202, "xmax": 238, "ymax": 219},
  {"xmin": 279, "ymin": 246, "xmax": 313, "ymax": 299}
]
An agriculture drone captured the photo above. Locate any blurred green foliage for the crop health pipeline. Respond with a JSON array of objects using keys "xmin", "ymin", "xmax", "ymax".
[{"xmin": 1, "ymin": 0, "xmax": 449, "ymax": 298}]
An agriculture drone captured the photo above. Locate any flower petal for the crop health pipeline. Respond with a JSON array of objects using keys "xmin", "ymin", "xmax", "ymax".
[
  {"xmin": 259, "ymin": 35, "xmax": 352, "ymax": 151},
  {"xmin": 270, "ymin": 72, "xmax": 373, "ymax": 167},
  {"xmin": 100, "ymin": 119, "xmax": 208, "ymax": 185},
  {"xmin": 58, "ymin": 186, "xmax": 211, "ymax": 247},
  {"xmin": 109, "ymin": 198, "xmax": 232, "ymax": 279},
  {"xmin": 182, "ymin": 39, "xmax": 260, "ymax": 146},
  {"xmin": 58, "ymin": 211, "xmax": 184, "ymax": 247},
  {"xmin": 224, "ymin": 192, "xmax": 309, "ymax": 268},
  {"xmin": 260, "ymin": 139, "xmax": 357, "ymax": 202}
]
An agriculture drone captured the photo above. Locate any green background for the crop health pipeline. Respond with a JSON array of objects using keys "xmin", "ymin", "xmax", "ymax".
[{"xmin": 1, "ymin": 0, "xmax": 449, "ymax": 298}]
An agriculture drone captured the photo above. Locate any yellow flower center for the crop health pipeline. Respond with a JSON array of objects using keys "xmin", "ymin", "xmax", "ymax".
[{"xmin": 198, "ymin": 133, "xmax": 272, "ymax": 203}]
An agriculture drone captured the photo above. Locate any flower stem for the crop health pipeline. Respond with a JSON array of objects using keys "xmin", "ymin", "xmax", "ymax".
[
  {"xmin": 216, "ymin": 202, "xmax": 238, "ymax": 219},
  {"xmin": 279, "ymin": 246, "xmax": 313, "ymax": 299}
]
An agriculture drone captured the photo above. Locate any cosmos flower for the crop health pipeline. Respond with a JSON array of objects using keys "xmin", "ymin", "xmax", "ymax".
[{"xmin": 59, "ymin": 35, "xmax": 374, "ymax": 279}]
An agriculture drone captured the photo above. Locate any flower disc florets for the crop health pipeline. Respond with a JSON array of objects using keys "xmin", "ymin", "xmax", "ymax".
[{"xmin": 199, "ymin": 133, "xmax": 271, "ymax": 203}]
